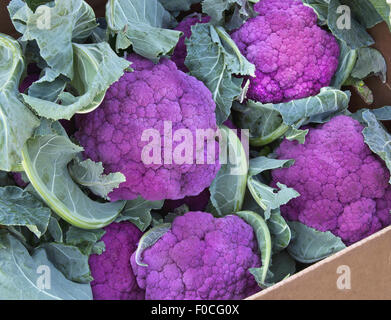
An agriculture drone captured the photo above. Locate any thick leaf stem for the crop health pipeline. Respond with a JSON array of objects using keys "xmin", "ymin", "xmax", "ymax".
[{"xmin": 250, "ymin": 123, "xmax": 290, "ymax": 147}]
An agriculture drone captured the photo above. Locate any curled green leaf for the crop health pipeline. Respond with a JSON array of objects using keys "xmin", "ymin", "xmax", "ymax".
[
  {"xmin": 21, "ymin": 134, "xmax": 126, "ymax": 229},
  {"xmin": 0, "ymin": 232, "xmax": 92, "ymax": 300},
  {"xmin": 185, "ymin": 23, "xmax": 255, "ymax": 124},
  {"xmin": 362, "ymin": 110, "xmax": 391, "ymax": 183},
  {"xmin": 236, "ymin": 210, "xmax": 272, "ymax": 288},
  {"xmin": 10, "ymin": 0, "xmax": 98, "ymax": 79},
  {"xmin": 247, "ymin": 157, "xmax": 299, "ymax": 220},
  {"xmin": 0, "ymin": 33, "xmax": 40, "ymax": 172},
  {"xmin": 0, "ymin": 186, "xmax": 51, "ymax": 238},
  {"xmin": 287, "ymin": 221, "xmax": 346, "ymax": 263},
  {"xmin": 327, "ymin": 0, "xmax": 374, "ymax": 49},
  {"xmin": 69, "ymin": 158, "xmax": 126, "ymax": 201},
  {"xmin": 209, "ymin": 126, "xmax": 248, "ymax": 216},
  {"xmin": 116, "ymin": 197, "xmax": 164, "ymax": 232},
  {"xmin": 106, "ymin": 0, "xmax": 181, "ymax": 62},
  {"xmin": 22, "ymin": 42, "xmax": 131, "ymax": 120}
]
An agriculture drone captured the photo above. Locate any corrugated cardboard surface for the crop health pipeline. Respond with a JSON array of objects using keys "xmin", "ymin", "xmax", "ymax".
[
  {"xmin": 0, "ymin": 1, "xmax": 390, "ymax": 300},
  {"xmin": 248, "ymin": 226, "xmax": 391, "ymax": 300}
]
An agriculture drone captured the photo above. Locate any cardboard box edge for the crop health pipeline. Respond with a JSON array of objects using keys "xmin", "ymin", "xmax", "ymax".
[{"xmin": 246, "ymin": 225, "xmax": 391, "ymax": 300}]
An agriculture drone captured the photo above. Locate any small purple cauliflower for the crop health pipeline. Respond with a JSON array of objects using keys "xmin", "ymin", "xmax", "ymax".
[
  {"xmin": 89, "ymin": 221, "xmax": 145, "ymax": 300},
  {"xmin": 231, "ymin": 0, "xmax": 340, "ymax": 104},
  {"xmin": 131, "ymin": 211, "xmax": 261, "ymax": 300},
  {"xmin": 272, "ymin": 115, "xmax": 391, "ymax": 245},
  {"xmin": 172, "ymin": 15, "xmax": 211, "ymax": 72},
  {"xmin": 75, "ymin": 54, "xmax": 220, "ymax": 202}
]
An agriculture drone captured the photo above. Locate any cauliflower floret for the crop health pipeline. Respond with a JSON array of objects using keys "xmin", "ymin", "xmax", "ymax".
[
  {"xmin": 231, "ymin": 0, "xmax": 340, "ymax": 103},
  {"xmin": 272, "ymin": 115, "xmax": 391, "ymax": 245},
  {"xmin": 131, "ymin": 211, "xmax": 261, "ymax": 300},
  {"xmin": 75, "ymin": 54, "xmax": 220, "ymax": 201},
  {"xmin": 88, "ymin": 221, "xmax": 144, "ymax": 300}
]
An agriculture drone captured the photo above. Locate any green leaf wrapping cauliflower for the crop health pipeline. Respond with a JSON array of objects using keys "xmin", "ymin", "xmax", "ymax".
[
  {"xmin": 231, "ymin": 0, "xmax": 340, "ymax": 103},
  {"xmin": 131, "ymin": 211, "xmax": 261, "ymax": 300},
  {"xmin": 272, "ymin": 115, "xmax": 391, "ymax": 245},
  {"xmin": 75, "ymin": 54, "xmax": 220, "ymax": 202}
]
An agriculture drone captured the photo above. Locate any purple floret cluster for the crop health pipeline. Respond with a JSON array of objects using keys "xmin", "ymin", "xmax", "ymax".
[
  {"xmin": 75, "ymin": 54, "xmax": 220, "ymax": 202},
  {"xmin": 231, "ymin": 0, "xmax": 340, "ymax": 103},
  {"xmin": 89, "ymin": 221, "xmax": 145, "ymax": 300},
  {"xmin": 130, "ymin": 211, "xmax": 261, "ymax": 300},
  {"xmin": 172, "ymin": 15, "xmax": 211, "ymax": 72},
  {"xmin": 272, "ymin": 116, "xmax": 391, "ymax": 245}
]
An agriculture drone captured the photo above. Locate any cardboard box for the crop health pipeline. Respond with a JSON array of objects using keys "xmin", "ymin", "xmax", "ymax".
[{"xmin": 1, "ymin": 0, "xmax": 390, "ymax": 300}]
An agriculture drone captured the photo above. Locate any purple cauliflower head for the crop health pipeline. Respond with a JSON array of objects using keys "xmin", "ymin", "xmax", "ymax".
[
  {"xmin": 131, "ymin": 211, "xmax": 261, "ymax": 300},
  {"xmin": 272, "ymin": 115, "xmax": 391, "ymax": 245},
  {"xmin": 231, "ymin": 0, "xmax": 340, "ymax": 104},
  {"xmin": 89, "ymin": 221, "xmax": 145, "ymax": 300},
  {"xmin": 75, "ymin": 54, "xmax": 220, "ymax": 202},
  {"xmin": 172, "ymin": 15, "xmax": 211, "ymax": 72}
]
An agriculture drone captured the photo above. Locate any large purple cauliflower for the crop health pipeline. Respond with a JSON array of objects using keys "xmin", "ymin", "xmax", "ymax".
[
  {"xmin": 89, "ymin": 221, "xmax": 145, "ymax": 300},
  {"xmin": 172, "ymin": 14, "xmax": 211, "ymax": 72},
  {"xmin": 272, "ymin": 115, "xmax": 391, "ymax": 245},
  {"xmin": 75, "ymin": 54, "xmax": 220, "ymax": 202},
  {"xmin": 131, "ymin": 211, "xmax": 261, "ymax": 300},
  {"xmin": 231, "ymin": 0, "xmax": 340, "ymax": 104}
]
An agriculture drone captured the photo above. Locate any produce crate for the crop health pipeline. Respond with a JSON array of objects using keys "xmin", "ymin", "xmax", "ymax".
[{"xmin": 1, "ymin": 0, "xmax": 390, "ymax": 300}]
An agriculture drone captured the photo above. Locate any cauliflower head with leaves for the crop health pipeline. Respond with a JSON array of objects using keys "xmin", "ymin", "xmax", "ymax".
[
  {"xmin": 89, "ymin": 221, "xmax": 144, "ymax": 300},
  {"xmin": 231, "ymin": 0, "xmax": 340, "ymax": 103},
  {"xmin": 272, "ymin": 115, "xmax": 391, "ymax": 245},
  {"xmin": 75, "ymin": 54, "xmax": 220, "ymax": 201},
  {"xmin": 131, "ymin": 211, "xmax": 261, "ymax": 300}
]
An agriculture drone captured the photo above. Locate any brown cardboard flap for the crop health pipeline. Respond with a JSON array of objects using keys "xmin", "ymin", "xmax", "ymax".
[{"xmin": 248, "ymin": 225, "xmax": 391, "ymax": 300}]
